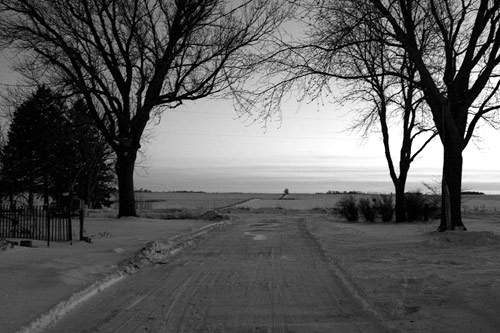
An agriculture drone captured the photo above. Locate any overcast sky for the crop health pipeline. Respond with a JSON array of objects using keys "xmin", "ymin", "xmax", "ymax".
[
  {"xmin": 136, "ymin": 96, "xmax": 500, "ymax": 194},
  {"xmin": 2, "ymin": 50, "xmax": 500, "ymax": 194}
]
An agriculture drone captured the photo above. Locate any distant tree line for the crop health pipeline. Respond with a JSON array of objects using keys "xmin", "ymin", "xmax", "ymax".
[
  {"xmin": 323, "ymin": 190, "xmax": 365, "ymax": 195},
  {"xmin": 135, "ymin": 188, "xmax": 153, "ymax": 193},
  {"xmin": 0, "ymin": 86, "xmax": 115, "ymax": 209},
  {"xmin": 461, "ymin": 191, "xmax": 485, "ymax": 196}
]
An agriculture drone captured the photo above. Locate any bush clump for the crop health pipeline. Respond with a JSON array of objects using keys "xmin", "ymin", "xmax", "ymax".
[
  {"xmin": 358, "ymin": 197, "xmax": 376, "ymax": 222},
  {"xmin": 336, "ymin": 195, "xmax": 359, "ymax": 221},
  {"xmin": 335, "ymin": 192, "xmax": 440, "ymax": 223},
  {"xmin": 374, "ymin": 194, "xmax": 394, "ymax": 222},
  {"xmin": 405, "ymin": 191, "xmax": 440, "ymax": 221}
]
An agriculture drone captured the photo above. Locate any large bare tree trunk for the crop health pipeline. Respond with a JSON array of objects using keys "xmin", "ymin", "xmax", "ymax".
[
  {"xmin": 439, "ymin": 143, "xmax": 466, "ymax": 231},
  {"xmin": 394, "ymin": 181, "xmax": 407, "ymax": 222},
  {"xmin": 116, "ymin": 151, "xmax": 137, "ymax": 217}
]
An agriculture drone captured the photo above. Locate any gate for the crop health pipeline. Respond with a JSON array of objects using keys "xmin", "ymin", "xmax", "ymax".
[{"xmin": 0, "ymin": 206, "xmax": 72, "ymax": 242}]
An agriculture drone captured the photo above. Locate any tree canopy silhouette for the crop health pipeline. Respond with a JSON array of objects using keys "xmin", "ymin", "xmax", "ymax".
[
  {"xmin": 365, "ymin": 0, "xmax": 500, "ymax": 231},
  {"xmin": 236, "ymin": 0, "xmax": 500, "ymax": 230},
  {"xmin": 0, "ymin": 0, "xmax": 290, "ymax": 216},
  {"xmin": 0, "ymin": 86, "xmax": 115, "ymax": 208}
]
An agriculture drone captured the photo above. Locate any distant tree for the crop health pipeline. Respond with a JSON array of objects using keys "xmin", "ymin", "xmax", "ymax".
[{"xmin": 0, "ymin": 0, "xmax": 292, "ymax": 217}]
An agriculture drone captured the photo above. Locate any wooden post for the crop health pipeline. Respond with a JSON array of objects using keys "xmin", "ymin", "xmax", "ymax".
[{"xmin": 68, "ymin": 205, "xmax": 73, "ymax": 244}]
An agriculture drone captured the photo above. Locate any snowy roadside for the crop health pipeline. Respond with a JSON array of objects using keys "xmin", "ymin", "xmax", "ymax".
[
  {"xmin": 306, "ymin": 216, "xmax": 500, "ymax": 332},
  {"xmin": 0, "ymin": 216, "xmax": 230, "ymax": 333}
]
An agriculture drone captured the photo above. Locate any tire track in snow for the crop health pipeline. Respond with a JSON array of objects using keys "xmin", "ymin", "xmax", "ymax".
[{"xmin": 49, "ymin": 214, "xmax": 388, "ymax": 332}]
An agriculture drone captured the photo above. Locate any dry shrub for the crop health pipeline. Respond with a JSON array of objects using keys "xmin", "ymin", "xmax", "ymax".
[
  {"xmin": 337, "ymin": 195, "xmax": 359, "ymax": 221},
  {"xmin": 374, "ymin": 194, "xmax": 394, "ymax": 222},
  {"xmin": 358, "ymin": 197, "xmax": 376, "ymax": 222},
  {"xmin": 405, "ymin": 191, "xmax": 440, "ymax": 222}
]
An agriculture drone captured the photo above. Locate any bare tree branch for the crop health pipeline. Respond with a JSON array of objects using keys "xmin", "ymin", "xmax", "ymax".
[{"xmin": 0, "ymin": 0, "xmax": 292, "ymax": 216}]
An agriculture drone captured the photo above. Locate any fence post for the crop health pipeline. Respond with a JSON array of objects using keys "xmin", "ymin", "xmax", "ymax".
[
  {"xmin": 67, "ymin": 205, "xmax": 73, "ymax": 244},
  {"xmin": 79, "ymin": 199, "xmax": 85, "ymax": 241},
  {"xmin": 45, "ymin": 206, "xmax": 50, "ymax": 247}
]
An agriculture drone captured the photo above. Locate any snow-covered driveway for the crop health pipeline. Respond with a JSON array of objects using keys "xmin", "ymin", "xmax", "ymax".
[{"xmin": 50, "ymin": 214, "xmax": 386, "ymax": 332}]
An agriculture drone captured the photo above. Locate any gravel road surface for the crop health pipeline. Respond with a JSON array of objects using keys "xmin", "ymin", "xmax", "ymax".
[{"xmin": 50, "ymin": 214, "xmax": 386, "ymax": 332}]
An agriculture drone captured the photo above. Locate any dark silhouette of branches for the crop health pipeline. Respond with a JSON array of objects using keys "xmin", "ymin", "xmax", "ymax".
[
  {"xmin": 0, "ymin": 0, "xmax": 292, "ymax": 216},
  {"xmin": 234, "ymin": 0, "xmax": 438, "ymax": 222},
  {"xmin": 235, "ymin": 0, "xmax": 500, "ymax": 230}
]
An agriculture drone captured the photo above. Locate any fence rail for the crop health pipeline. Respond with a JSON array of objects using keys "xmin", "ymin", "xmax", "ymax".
[{"xmin": 0, "ymin": 206, "xmax": 72, "ymax": 242}]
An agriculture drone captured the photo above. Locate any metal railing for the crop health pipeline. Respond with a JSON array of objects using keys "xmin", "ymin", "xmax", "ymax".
[{"xmin": 0, "ymin": 206, "xmax": 72, "ymax": 242}]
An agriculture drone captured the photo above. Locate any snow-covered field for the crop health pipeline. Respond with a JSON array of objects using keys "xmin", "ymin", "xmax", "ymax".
[
  {"xmin": 131, "ymin": 191, "xmax": 280, "ymax": 210},
  {"xmin": 2, "ymin": 192, "xmax": 500, "ymax": 332},
  {"xmin": 132, "ymin": 191, "xmax": 500, "ymax": 212}
]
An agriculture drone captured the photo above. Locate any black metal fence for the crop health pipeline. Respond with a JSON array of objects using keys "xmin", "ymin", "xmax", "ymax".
[{"xmin": 0, "ymin": 206, "xmax": 72, "ymax": 242}]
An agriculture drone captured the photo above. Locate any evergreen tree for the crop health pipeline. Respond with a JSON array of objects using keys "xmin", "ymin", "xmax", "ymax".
[
  {"xmin": 0, "ymin": 87, "xmax": 115, "ymax": 208},
  {"xmin": 67, "ymin": 99, "xmax": 115, "ymax": 208},
  {"xmin": 1, "ymin": 86, "xmax": 67, "ymax": 206}
]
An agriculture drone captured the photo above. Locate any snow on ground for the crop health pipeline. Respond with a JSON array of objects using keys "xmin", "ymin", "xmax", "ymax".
[
  {"xmin": 2, "ymin": 193, "xmax": 500, "ymax": 332},
  {"xmin": 307, "ymin": 216, "xmax": 500, "ymax": 332},
  {"xmin": 235, "ymin": 197, "xmax": 335, "ymax": 210},
  {"xmin": 237, "ymin": 194, "xmax": 500, "ymax": 212},
  {"xmin": 233, "ymin": 194, "xmax": 358, "ymax": 210},
  {"xmin": 0, "ymin": 216, "xmax": 214, "ymax": 333},
  {"xmin": 237, "ymin": 195, "xmax": 500, "ymax": 331}
]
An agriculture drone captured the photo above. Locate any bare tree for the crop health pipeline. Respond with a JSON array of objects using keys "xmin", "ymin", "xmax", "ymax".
[
  {"xmin": 234, "ymin": 1, "xmax": 437, "ymax": 222},
  {"xmin": 327, "ymin": 6, "xmax": 438, "ymax": 222},
  {"xmin": 0, "ymin": 0, "xmax": 290, "ymax": 216},
  {"xmin": 347, "ymin": 53, "xmax": 437, "ymax": 222},
  {"xmin": 363, "ymin": 0, "xmax": 500, "ymax": 231},
  {"xmin": 237, "ymin": 0, "xmax": 500, "ymax": 230}
]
